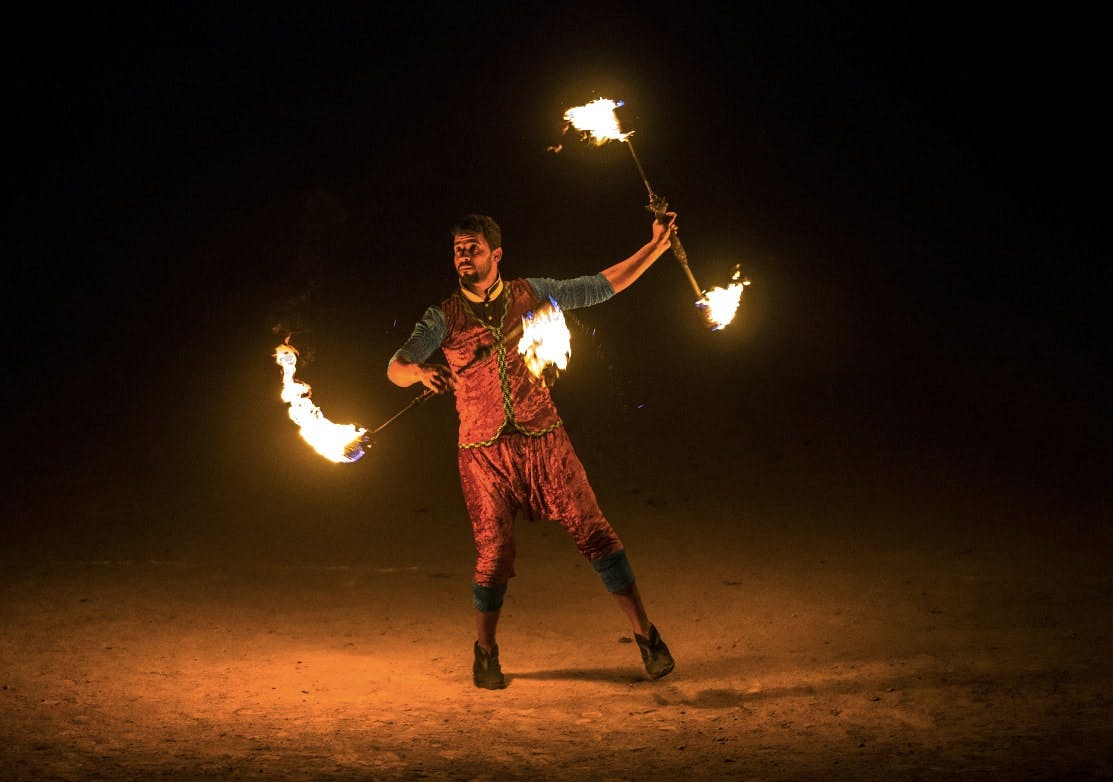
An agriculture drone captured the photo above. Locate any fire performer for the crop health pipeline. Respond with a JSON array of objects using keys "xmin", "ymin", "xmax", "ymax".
[{"xmin": 387, "ymin": 212, "xmax": 677, "ymax": 689}]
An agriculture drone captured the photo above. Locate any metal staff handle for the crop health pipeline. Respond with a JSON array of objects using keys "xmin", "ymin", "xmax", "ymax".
[
  {"xmin": 624, "ymin": 139, "xmax": 703, "ymax": 299},
  {"xmin": 342, "ymin": 389, "xmax": 434, "ymax": 458},
  {"xmin": 366, "ymin": 388, "xmax": 436, "ymax": 438}
]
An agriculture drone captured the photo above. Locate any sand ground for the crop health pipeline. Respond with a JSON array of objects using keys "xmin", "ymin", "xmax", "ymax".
[{"xmin": 3, "ymin": 414, "xmax": 1110, "ymax": 781}]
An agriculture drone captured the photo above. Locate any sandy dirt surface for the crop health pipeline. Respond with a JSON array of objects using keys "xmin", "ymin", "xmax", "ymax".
[{"xmin": 3, "ymin": 422, "xmax": 1111, "ymax": 781}]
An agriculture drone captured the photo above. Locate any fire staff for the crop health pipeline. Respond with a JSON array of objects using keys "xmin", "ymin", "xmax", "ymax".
[{"xmin": 387, "ymin": 212, "xmax": 677, "ymax": 689}]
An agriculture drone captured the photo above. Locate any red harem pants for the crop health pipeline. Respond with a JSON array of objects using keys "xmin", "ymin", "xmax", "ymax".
[{"xmin": 458, "ymin": 427, "xmax": 623, "ymax": 587}]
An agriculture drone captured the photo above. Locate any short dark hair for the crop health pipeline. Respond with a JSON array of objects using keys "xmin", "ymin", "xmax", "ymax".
[{"xmin": 451, "ymin": 214, "xmax": 502, "ymax": 250}]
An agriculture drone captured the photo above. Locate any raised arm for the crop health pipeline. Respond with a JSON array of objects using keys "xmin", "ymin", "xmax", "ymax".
[{"xmin": 600, "ymin": 211, "xmax": 677, "ymax": 294}]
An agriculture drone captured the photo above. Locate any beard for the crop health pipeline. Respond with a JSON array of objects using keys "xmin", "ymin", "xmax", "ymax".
[{"xmin": 456, "ymin": 261, "xmax": 490, "ymax": 287}]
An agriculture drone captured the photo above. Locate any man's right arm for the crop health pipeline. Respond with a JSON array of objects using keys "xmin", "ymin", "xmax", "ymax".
[
  {"xmin": 387, "ymin": 353, "xmax": 458, "ymax": 394},
  {"xmin": 386, "ymin": 305, "xmax": 457, "ymax": 394}
]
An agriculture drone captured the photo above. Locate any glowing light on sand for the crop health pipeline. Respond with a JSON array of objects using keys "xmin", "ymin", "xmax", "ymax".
[
  {"xmin": 274, "ymin": 342, "xmax": 367, "ymax": 462},
  {"xmin": 518, "ymin": 297, "xmax": 571, "ymax": 386}
]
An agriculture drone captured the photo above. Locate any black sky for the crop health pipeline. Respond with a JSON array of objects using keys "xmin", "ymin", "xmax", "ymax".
[{"xmin": 6, "ymin": 4, "xmax": 1108, "ymax": 535}]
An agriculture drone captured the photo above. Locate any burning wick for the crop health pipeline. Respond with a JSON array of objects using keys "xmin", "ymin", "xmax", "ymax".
[
  {"xmin": 697, "ymin": 266, "xmax": 751, "ymax": 331},
  {"xmin": 518, "ymin": 297, "xmax": 571, "ymax": 387},
  {"xmin": 563, "ymin": 98, "xmax": 632, "ymax": 145},
  {"xmin": 274, "ymin": 341, "xmax": 367, "ymax": 463},
  {"xmin": 561, "ymin": 97, "xmax": 653, "ymax": 204}
]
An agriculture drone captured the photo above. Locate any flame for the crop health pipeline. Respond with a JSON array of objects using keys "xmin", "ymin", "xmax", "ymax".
[
  {"xmin": 563, "ymin": 97, "xmax": 631, "ymax": 145},
  {"xmin": 274, "ymin": 342, "xmax": 367, "ymax": 462},
  {"xmin": 696, "ymin": 266, "xmax": 751, "ymax": 331},
  {"xmin": 518, "ymin": 297, "xmax": 571, "ymax": 387}
]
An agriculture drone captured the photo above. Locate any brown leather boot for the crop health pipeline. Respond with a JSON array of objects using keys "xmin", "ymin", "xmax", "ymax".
[
  {"xmin": 634, "ymin": 624, "xmax": 675, "ymax": 680},
  {"xmin": 473, "ymin": 642, "xmax": 507, "ymax": 689}
]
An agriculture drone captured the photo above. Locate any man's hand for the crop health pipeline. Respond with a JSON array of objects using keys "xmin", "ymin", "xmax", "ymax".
[
  {"xmin": 388, "ymin": 354, "xmax": 458, "ymax": 393},
  {"xmin": 416, "ymin": 362, "xmax": 458, "ymax": 394},
  {"xmin": 652, "ymin": 210, "xmax": 677, "ymax": 249}
]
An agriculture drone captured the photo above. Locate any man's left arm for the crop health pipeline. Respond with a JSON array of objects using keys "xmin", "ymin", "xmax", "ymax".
[
  {"xmin": 600, "ymin": 211, "xmax": 676, "ymax": 294},
  {"xmin": 528, "ymin": 274, "xmax": 615, "ymax": 311},
  {"xmin": 529, "ymin": 211, "xmax": 678, "ymax": 309}
]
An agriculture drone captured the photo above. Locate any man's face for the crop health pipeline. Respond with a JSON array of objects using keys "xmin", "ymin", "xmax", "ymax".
[{"xmin": 453, "ymin": 231, "xmax": 501, "ymax": 287}]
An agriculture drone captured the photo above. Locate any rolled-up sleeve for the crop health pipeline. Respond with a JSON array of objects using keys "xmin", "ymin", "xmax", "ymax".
[
  {"xmin": 389, "ymin": 305, "xmax": 446, "ymax": 370},
  {"xmin": 527, "ymin": 274, "xmax": 615, "ymax": 311}
]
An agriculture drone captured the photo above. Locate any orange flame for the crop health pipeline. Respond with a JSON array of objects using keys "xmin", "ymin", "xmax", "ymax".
[
  {"xmin": 517, "ymin": 297, "xmax": 571, "ymax": 387},
  {"xmin": 274, "ymin": 343, "xmax": 367, "ymax": 462},
  {"xmin": 696, "ymin": 266, "xmax": 750, "ymax": 331},
  {"xmin": 563, "ymin": 98, "xmax": 631, "ymax": 145}
]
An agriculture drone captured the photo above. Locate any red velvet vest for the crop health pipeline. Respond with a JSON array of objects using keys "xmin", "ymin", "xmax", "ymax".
[{"xmin": 440, "ymin": 279, "xmax": 562, "ymax": 448}]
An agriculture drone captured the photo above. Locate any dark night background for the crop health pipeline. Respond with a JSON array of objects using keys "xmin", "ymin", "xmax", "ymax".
[{"xmin": 5, "ymin": 3, "xmax": 1108, "ymax": 558}]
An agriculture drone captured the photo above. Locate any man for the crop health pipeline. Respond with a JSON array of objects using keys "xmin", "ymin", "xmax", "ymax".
[{"xmin": 387, "ymin": 211, "xmax": 677, "ymax": 689}]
